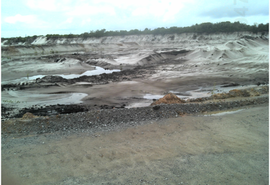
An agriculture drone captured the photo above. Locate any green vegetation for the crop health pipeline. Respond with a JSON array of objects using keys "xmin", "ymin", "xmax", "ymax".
[
  {"xmin": 2, "ymin": 35, "xmax": 39, "ymax": 45},
  {"xmin": 2, "ymin": 21, "xmax": 269, "ymax": 45},
  {"xmin": 211, "ymin": 82, "xmax": 216, "ymax": 95},
  {"xmin": 45, "ymin": 22, "xmax": 269, "ymax": 39},
  {"xmin": 2, "ymin": 99, "xmax": 27, "ymax": 103}
]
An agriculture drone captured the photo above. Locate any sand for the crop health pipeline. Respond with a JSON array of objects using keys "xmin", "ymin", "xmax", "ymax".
[
  {"xmin": 2, "ymin": 104, "xmax": 268, "ymax": 185},
  {"xmin": 1, "ymin": 32, "xmax": 268, "ymax": 108},
  {"xmin": 1, "ymin": 32, "xmax": 269, "ymax": 184}
]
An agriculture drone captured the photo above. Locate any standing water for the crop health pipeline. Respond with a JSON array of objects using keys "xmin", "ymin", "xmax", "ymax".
[{"xmin": 2, "ymin": 66, "xmax": 120, "ymax": 84}]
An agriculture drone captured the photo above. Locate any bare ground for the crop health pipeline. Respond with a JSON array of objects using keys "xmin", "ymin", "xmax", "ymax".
[
  {"xmin": 1, "ymin": 33, "xmax": 269, "ymax": 185},
  {"xmin": 2, "ymin": 104, "xmax": 269, "ymax": 185}
]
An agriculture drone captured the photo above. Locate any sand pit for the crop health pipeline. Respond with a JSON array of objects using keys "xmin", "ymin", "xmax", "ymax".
[
  {"xmin": 2, "ymin": 32, "xmax": 268, "ymax": 112},
  {"xmin": 1, "ymin": 32, "xmax": 269, "ymax": 184}
]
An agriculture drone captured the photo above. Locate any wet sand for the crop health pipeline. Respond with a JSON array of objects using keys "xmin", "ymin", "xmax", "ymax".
[{"xmin": 2, "ymin": 104, "xmax": 268, "ymax": 185}]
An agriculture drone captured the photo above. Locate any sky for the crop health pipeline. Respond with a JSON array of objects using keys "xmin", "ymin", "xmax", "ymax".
[{"xmin": 1, "ymin": 0, "xmax": 269, "ymax": 38}]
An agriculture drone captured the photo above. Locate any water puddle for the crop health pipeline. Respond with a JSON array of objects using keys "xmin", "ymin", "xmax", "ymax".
[
  {"xmin": 204, "ymin": 84, "xmax": 259, "ymax": 94},
  {"xmin": 185, "ymin": 89, "xmax": 212, "ymax": 99},
  {"xmin": 125, "ymin": 101, "xmax": 153, "ymax": 109},
  {"xmin": 2, "ymin": 66, "xmax": 120, "ymax": 108},
  {"xmin": 205, "ymin": 109, "xmax": 244, "ymax": 116},
  {"xmin": 143, "ymin": 89, "xmax": 212, "ymax": 101},
  {"xmin": 127, "ymin": 85, "xmax": 257, "ymax": 108},
  {"xmin": 2, "ymin": 90, "xmax": 87, "ymax": 108},
  {"xmin": 127, "ymin": 84, "xmax": 266, "ymax": 108},
  {"xmin": 127, "ymin": 89, "xmax": 212, "ymax": 108},
  {"xmin": 143, "ymin": 94, "xmax": 165, "ymax": 100},
  {"xmin": 2, "ymin": 66, "xmax": 120, "ymax": 84},
  {"xmin": 58, "ymin": 67, "xmax": 120, "ymax": 79}
]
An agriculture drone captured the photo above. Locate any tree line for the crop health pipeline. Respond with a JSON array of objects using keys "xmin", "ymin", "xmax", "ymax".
[{"xmin": 2, "ymin": 21, "xmax": 269, "ymax": 45}]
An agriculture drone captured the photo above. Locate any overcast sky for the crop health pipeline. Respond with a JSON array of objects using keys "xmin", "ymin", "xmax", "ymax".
[{"xmin": 1, "ymin": 0, "xmax": 269, "ymax": 38}]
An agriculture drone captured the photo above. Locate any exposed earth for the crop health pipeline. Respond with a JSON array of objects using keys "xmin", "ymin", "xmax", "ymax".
[
  {"xmin": 1, "ymin": 32, "xmax": 269, "ymax": 118},
  {"xmin": 2, "ymin": 104, "xmax": 269, "ymax": 185},
  {"xmin": 1, "ymin": 32, "xmax": 269, "ymax": 184}
]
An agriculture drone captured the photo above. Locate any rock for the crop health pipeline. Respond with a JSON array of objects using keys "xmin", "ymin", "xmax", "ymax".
[
  {"xmin": 54, "ymin": 58, "xmax": 60, "ymax": 62},
  {"xmin": 228, "ymin": 89, "xmax": 250, "ymax": 97},
  {"xmin": 60, "ymin": 58, "xmax": 66, "ymax": 62},
  {"xmin": 153, "ymin": 106, "xmax": 160, "ymax": 110},
  {"xmin": 221, "ymin": 82, "xmax": 240, "ymax": 87}
]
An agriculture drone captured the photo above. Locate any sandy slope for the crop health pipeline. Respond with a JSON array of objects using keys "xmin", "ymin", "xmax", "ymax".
[
  {"xmin": 1, "ymin": 33, "xmax": 269, "ymax": 184},
  {"xmin": 1, "ymin": 58, "xmax": 95, "ymax": 82},
  {"xmin": 1, "ymin": 32, "xmax": 269, "ymax": 110},
  {"xmin": 2, "ymin": 104, "xmax": 268, "ymax": 185}
]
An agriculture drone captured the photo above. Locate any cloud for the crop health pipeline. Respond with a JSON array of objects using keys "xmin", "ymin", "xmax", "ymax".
[
  {"xmin": 132, "ymin": 2, "xmax": 181, "ymax": 17},
  {"xmin": 91, "ymin": 0, "xmax": 152, "ymax": 8},
  {"xmin": 66, "ymin": 4, "xmax": 115, "ymax": 17},
  {"xmin": 81, "ymin": 18, "xmax": 92, "ymax": 25},
  {"xmin": 4, "ymin": 14, "xmax": 37, "ymax": 24},
  {"xmin": 26, "ymin": 0, "xmax": 57, "ymax": 11},
  {"xmin": 1, "ymin": 0, "xmax": 268, "ymax": 38},
  {"xmin": 3, "ymin": 13, "xmax": 52, "ymax": 30},
  {"xmin": 198, "ymin": 1, "xmax": 269, "ymax": 19},
  {"xmin": 161, "ymin": 2, "xmax": 183, "ymax": 22},
  {"xmin": 132, "ymin": 7, "xmax": 148, "ymax": 17},
  {"xmin": 63, "ymin": 17, "xmax": 73, "ymax": 24},
  {"xmin": 26, "ymin": 0, "xmax": 72, "ymax": 11}
]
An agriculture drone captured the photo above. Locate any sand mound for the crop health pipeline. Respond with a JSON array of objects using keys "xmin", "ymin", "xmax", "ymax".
[
  {"xmin": 21, "ymin": 112, "xmax": 36, "ymax": 120},
  {"xmin": 151, "ymin": 93, "xmax": 186, "ymax": 105}
]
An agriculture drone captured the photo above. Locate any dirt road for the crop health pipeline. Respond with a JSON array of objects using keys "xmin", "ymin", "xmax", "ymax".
[{"xmin": 2, "ymin": 104, "xmax": 268, "ymax": 185}]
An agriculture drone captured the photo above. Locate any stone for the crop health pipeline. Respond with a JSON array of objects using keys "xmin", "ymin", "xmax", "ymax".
[{"xmin": 153, "ymin": 106, "xmax": 160, "ymax": 110}]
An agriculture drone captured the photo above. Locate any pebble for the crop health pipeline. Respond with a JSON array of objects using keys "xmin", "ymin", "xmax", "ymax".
[{"xmin": 1, "ymin": 95, "xmax": 268, "ymax": 136}]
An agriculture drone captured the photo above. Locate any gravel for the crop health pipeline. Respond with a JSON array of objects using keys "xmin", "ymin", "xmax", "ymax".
[{"xmin": 2, "ymin": 95, "xmax": 268, "ymax": 138}]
